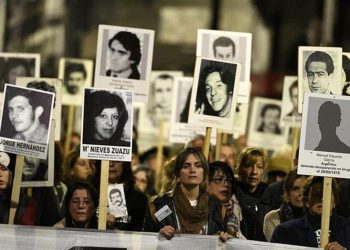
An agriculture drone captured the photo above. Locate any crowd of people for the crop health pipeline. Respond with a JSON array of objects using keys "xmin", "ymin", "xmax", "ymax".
[{"xmin": 0, "ymin": 133, "xmax": 349, "ymax": 249}]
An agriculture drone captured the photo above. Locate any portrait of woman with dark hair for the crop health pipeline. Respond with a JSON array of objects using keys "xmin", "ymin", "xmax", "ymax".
[
  {"xmin": 195, "ymin": 60, "xmax": 235, "ymax": 118},
  {"xmin": 83, "ymin": 89, "xmax": 130, "ymax": 147}
]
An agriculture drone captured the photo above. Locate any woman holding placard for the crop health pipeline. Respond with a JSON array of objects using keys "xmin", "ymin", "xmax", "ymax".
[{"xmin": 144, "ymin": 147, "xmax": 232, "ymax": 241}]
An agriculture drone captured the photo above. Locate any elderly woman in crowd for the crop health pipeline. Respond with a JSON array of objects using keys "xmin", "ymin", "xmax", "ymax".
[
  {"xmin": 235, "ymin": 147, "xmax": 270, "ymax": 241},
  {"xmin": 54, "ymin": 181, "xmax": 98, "ymax": 228},
  {"xmin": 271, "ymin": 176, "xmax": 348, "ymax": 249},
  {"xmin": 207, "ymin": 161, "xmax": 245, "ymax": 239},
  {"xmin": 83, "ymin": 90, "xmax": 130, "ymax": 147},
  {"xmin": 195, "ymin": 60, "xmax": 234, "ymax": 118},
  {"xmin": 144, "ymin": 147, "xmax": 232, "ymax": 241},
  {"xmin": 263, "ymin": 169, "xmax": 307, "ymax": 241}
]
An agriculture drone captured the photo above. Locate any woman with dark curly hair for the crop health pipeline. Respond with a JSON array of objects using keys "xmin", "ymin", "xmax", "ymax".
[
  {"xmin": 83, "ymin": 90, "xmax": 130, "ymax": 147},
  {"xmin": 195, "ymin": 60, "xmax": 235, "ymax": 118}
]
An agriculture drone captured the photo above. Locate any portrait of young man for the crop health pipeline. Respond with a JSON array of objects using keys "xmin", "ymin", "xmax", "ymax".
[
  {"xmin": 106, "ymin": 31, "xmax": 141, "ymax": 80},
  {"xmin": 212, "ymin": 36, "xmax": 236, "ymax": 61},
  {"xmin": 64, "ymin": 62, "xmax": 87, "ymax": 95},
  {"xmin": 257, "ymin": 103, "xmax": 282, "ymax": 135},
  {"xmin": 298, "ymin": 47, "xmax": 342, "ymax": 112},
  {"xmin": 108, "ymin": 185, "xmax": 128, "ymax": 218},
  {"xmin": 286, "ymin": 80, "xmax": 299, "ymax": 117},
  {"xmin": 0, "ymin": 85, "xmax": 53, "ymax": 145}
]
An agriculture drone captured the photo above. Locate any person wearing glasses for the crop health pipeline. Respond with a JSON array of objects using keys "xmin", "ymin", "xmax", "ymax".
[
  {"xmin": 106, "ymin": 31, "xmax": 141, "ymax": 80},
  {"xmin": 207, "ymin": 161, "xmax": 245, "ymax": 239},
  {"xmin": 144, "ymin": 147, "xmax": 232, "ymax": 241},
  {"xmin": 54, "ymin": 181, "xmax": 98, "ymax": 229}
]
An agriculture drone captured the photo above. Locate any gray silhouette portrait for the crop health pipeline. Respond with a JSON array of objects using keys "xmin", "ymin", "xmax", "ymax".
[{"xmin": 314, "ymin": 101, "xmax": 350, "ymax": 153}]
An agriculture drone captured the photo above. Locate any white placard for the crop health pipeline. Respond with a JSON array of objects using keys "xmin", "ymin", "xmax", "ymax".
[
  {"xmin": 197, "ymin": 29, "xmax": 252, "ymax": 103},
  {"xmin": 298, "ymin": 46, "xmax": 342, "ymax": 113},
  {"xmin": 188, "ymin": 57, "xmax": 240, "ymax": 131},
  {"xmin": 94, "ymin": 25, "xmax": 154, "ymax": 103},
  {"xmin": 0, "ymin": 85, "xmax": 54, "ymax": 159},
  {"xmin": 281, "ymin": 76, "xmax": 301, "ymax": 127},
  {"xmin": 0, "ymin": 52, "xmax": 40, "ymax": 107},
  {"xmin": 58, "ymin": 58, "xmax": 94, "ymax": 106},
  {"xmin": 108, "ymin": 183, "xmax": 128, "ymax": 218},
  {"xmin": 16, "ymin": 77, "xmax": 62, "ymax": 141},
  {"xmin": 248, "ymin": 97, "xmax": 289, "ymax": 150},
  {"xmin": 298, "ymin": 92, "xmax": 350, "ymax": 178},
  {"xmin": 80, "ymin": 88, "xmax": 133, "ymax": 161}
]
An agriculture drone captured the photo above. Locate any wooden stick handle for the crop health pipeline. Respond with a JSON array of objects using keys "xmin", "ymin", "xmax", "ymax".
[
  {"xmin": 203, "ymin": 127, "xmax": 212, "ymax": 160},
  {"xmin": 9, "ymin": 155, "xmax": 25, "ymax": 224},
  {"xmin": 215, "ymin": 129, "xmax": 222, "ymax": 161},
  {"xmin": 155, "ymin": 119, "xmax": 164, "ymax": 193},
  {"xmin": 320, "ymin": 177, "xmax": 332, "ymax": 248},
  {"xmin": 64, "ymin": 105, "xmax": 75, "ymax": 156},
  {"xmin": 98, "ymin": 160, "xmax": 109, "ymax": 230}
]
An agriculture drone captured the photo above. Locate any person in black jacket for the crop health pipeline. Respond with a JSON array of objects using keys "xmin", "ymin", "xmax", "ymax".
[
  {"xmin": 235, "ymin": 147, "xmax": 270, "ymax": 241},
  {"xmin": 271, "ymin": 176, "xmax": 348, "ymax": 249},
  {"xmin": 143, "ymin": 147, "xmax": 231, "ymax": 241},
  {"xmin": 106, "ymin": 161, "xmax": 147, "ymax": 231}
]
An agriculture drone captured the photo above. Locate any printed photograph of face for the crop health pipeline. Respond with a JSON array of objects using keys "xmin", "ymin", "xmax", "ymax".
[
  {"xmin": 64, "ymin": 62, "xmax": 87, "ymax": 95},
  {"xmin": 106, "ymin": 31, "xmax": 142, "ymax": 80},
  {"xmin": 0, "ymin": 85, "xmax": 53, "ymax": 144},
  {"xmin": 0, "ymin": 57, "xmax": 36, "ymax": 92},
  {"xmin": 304, "ymin": 51, "xmax": 335, "ymax": 94},
  {"xmin": 109, "ymin": 188, "xmax": 123, "ymax": 207},
  {"xmin": 22, "ymin": 156, "xmax": 48, "ymax": 182},
  {"xmin": 82, "ymin": 89, "xmax": 132, "ymax": 147},
  {"xmin": 212, "ymin": 36, "xmax": 236, "ymax": 61},
  {"xmin": 257, "ymin": 103, "xmax": 282, "ymax": 135},
  {"xmin": 195, "ymin": 59, "xmax": 235, "ymax": 118}
]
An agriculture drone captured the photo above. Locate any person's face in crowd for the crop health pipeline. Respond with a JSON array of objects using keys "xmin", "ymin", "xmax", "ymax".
[
  {"xmin": 220, "ymin": 145, "xmax": 237, "ymax": 169},
  {"xmin": 179, "ymin": 154, "xmax": 204, "ymax": 188},
  {"xmin": 8, "ymin": 96, "xmax": 36, "ymax": 133},
  {"xmin": 70, "ymin": 158, "xmax": 93, "ymax": 181},
  {"xmin": 290, "ymin": 86, "xmax": 298, "ymax": 111},
  {"xmin": 69, "ymin": 188, "xmax": 94, "ymax": 225},
  {"xmin": 109, "ymin": 161, "xmax": 123, "ymax": 183},
  {"xmin": 307, "ymin": 61, "xmax": 331, "ymax": 94},
  {"xmin": 288, "ymin": 177, "xmax": 307, "ymax": 208},
  {"xmin": 145, "ymin": 154, "xmax": 158, "ymax": 172},
  {"xmin": 262, "ymin": 108, "xmax": 280, "ymax": 133},
  {"xmin": 134, "ymin": 170, "xmax": 147, "ymax": 192},
  {"xmin": 8, "ymin": 65, "xmax": 28, "ymax": 84},
  {"xmin": 0, "ymin": 166, "xmax": 10, "ymax": 190},
  {"xmin": 110, "ymin": 190, "xmax": 123, "ymax": 206},
  {"xmin": 239, "ymin": 156, "xmax": 264, "ymax": 193},
  {"xmin": 208, "ymin": 169, "xmax": 232, "ymax": 203},
  {"xmin": 109, "ymin": 39, "xmax": 133, "ymax": 74},
  {"xmin": 306, "ymin": 182, "xmax": 335, "ymax": 216},
  {"xmin": 205, "ymin": 72, "xmax": 229, "ymax": 112},
  {"xmin": 66, "ymin": 71, "xmax": 85, "ymax": 94},
  {"xmin": 214, "ymin": 45, "xmax": 234, "ymax": 60},
  {"xmin": 94, "ymin": 107, "xmax": 119, "ymax": 140},
  {"xmin": 23, "ymin": 157, "xmax": 40, "ymax": 179},
  {"xmin": 154, "ymin": 77, "xmax": 173, "ymax": 115}
]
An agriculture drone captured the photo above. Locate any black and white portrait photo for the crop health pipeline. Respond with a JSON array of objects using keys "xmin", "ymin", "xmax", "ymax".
[
  {"xmin": 146, "ymin": 71, "xmax": 183, "ymax": 125},
  {"xmin": 81, "ymin": 88, "xmax": 133, "ymax": 161},
  {"xmin": 0, "ymin": 85, "xmax": 54, "ymax": 145},
  {"xmin": 342, "ymin": 53, "xmax": 350, "ymax": 96},
  {"xmin": 16, "ymin": 77, "xmax": 62, "ymax": 141},
  {"xmin": 0, "ymin": 53, "xmax": 40, "ymax": 93},
  {"xmin": 94, "ymin": 25, "xmax": 154, "ymax": 103},
  {"xmin": 248, "ymin": 97, "xmax": 288, "ymax": 150},
  {"xmin": 188, "ymin": 57, "xmax": 240, "ymax": 131},
  {"xmin": 298, "ymin": 46, "xmax": 342, "ymax": 112},
  {"xmin": 108, "ymin": 183, "xmax": 128, "ymax": 218},
  {"xmin": 58, "ymin": 58, "xmax": 93, "ymax": 106},
  {"xmin": 197, "ymin": 29, "xmax": 252, "ymax": 83},
  {"xmin": 281, "ymin": 76, "xmax": 301, "ymax": 127},
  {"xmin": 298, "ymin": 93, "xmax": 350, "ymax": 178}
]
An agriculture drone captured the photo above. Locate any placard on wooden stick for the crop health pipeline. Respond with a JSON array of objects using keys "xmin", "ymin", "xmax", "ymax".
[
  {"xmin": 8, "ymin": 155, "xmax": 24, "ymax": 224},
  {"xmin": 298, "ymin": 93, "xmax": 350, "ymax": 247},
  {"xmin": 98, "ymin": 160, "xmax": 109, "ymax": 230}
]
